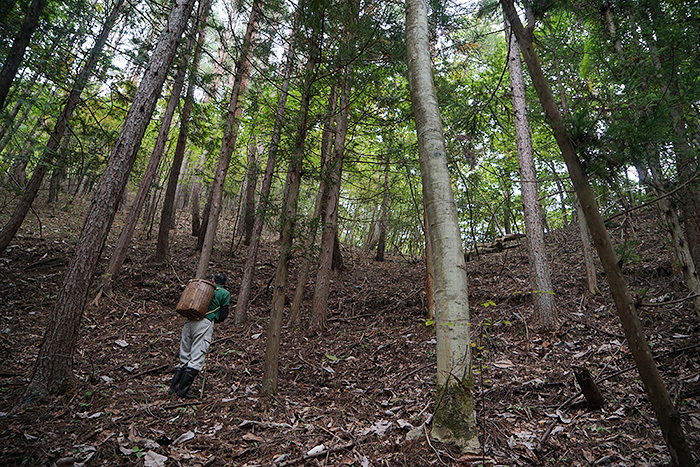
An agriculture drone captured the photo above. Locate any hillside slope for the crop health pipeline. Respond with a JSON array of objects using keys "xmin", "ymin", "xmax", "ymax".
[{"xmin": 0, "ymin": 203, "xmax": 698, "ymax": 466}]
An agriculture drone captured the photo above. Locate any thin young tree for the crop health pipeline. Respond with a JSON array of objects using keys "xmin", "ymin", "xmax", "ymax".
[
  {"xmin": 234, "ymin": 9, "xmax": 299, "ymax": 326},
  {"xmin": 406, "ymin": 0, "xmax": 478, "ymax": 452},
  {"xmin": 21, "ymin": 0, "xmax": 196, "ymax": 402},
  {"xmin": 504, "ymin": 20, "xmax": 556, "ymax": 330},
  {"xmin": 261, "ymin": 9, "xmax": 322, "ymax": 393},
  {"xmin": 501, "ymin": 1, "xmax": 694, "ymax": 464}
]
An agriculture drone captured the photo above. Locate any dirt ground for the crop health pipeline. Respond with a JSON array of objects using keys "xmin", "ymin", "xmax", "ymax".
[{"xmin": 0, "ymin": 201, "xmax": 698, "ymax": 466}]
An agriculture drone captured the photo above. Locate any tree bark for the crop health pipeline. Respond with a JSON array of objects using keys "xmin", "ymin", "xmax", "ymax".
[
  {"xmin": 406, "ymin": 0, "xmax": 478, "ymax": 452},
  {"xmin": 154, "ymin": 0, "xmax": 212, "ymax": 263},
  {"xmin": 196, "ymin": 0, "xmax": 262, "ymax": 279},
  {"xmin": 262, "ymin": 36, "xmax": 320, "ymax": 395},
  {"xmin": 504, "ymin": 19, "xmax": 556, "ymax": 329},
  {"xmin": 22, "ymin": 0, "xmax": 196, "ymax": 401},
  {"xmin": 501, "ymin": 2, "xmax": 694, "ymax": 465},
  {"xmin": 0, "ymin": 0, "xmax": 47, "ymax": 111},
  {"xmin": 101, "ymin": 32, "xmax": 193, "ymax": 294},
  {"xmin": 288, "ymin": 82, "xmax": 336, "ymax": 325},
  {"xmin": 375, "ymin": 154, "xmax": 390, "ymax": 262},
  {"xmin": 234, "ymin": 9, "xmax": 299, "ymax": 326},
  {"xmin": 310, "ymin": 66, "xmax": 352, "ymax": 333}
]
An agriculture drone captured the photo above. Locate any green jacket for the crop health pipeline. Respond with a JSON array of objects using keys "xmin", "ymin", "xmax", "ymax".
[{"xmin": 205, "ymin": 286, "xmax": 230, "ymax": 322}]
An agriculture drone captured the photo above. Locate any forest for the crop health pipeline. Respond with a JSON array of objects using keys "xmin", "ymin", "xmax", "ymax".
[{"xmin": 0, "ymin": 0, "xmax": 699, "ymax": 465}]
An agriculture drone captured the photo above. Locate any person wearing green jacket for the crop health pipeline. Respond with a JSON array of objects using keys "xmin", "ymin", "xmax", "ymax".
[{"xmin": 169, "ymin": 272, "xmax": 230, "ymax": 398}]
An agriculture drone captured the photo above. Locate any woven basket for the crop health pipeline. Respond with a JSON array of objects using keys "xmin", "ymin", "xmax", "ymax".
[{"xmin": 176, "ymin": 279, "xmax": 215, "ymax": 320}]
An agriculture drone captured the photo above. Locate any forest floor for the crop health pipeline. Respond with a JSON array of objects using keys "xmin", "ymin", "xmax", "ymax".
[{"xmin": 0, "ymin": 201, "xmax": 698, "ymax": 467}]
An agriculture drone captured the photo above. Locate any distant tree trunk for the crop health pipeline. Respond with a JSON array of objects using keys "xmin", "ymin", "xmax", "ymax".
[
  {"xmin": 576, "ymin": 201, "xmax": 599, "ymax": 295},
  {"xmin": 0, "ymin": 0, "xmax": 125, "ymax": 252},
  {"xmin": 648, "ymin": 158, "xmax": 700, "ymax": 319},
  {"xmin": 0, "ymin": 0, "xmax": 47, "ymax": 111},
  {"xmin": 375, "ymin": 154, "xmax": 390, "ymax": 262},
  {"xmin": 234, "ymin": 8, "xmax": 299, "ymax": 326},
  {"xmin": 501, "ymin": 1, "xmax": 694, "ymax": 464},
  {"xmin": 310, "ymin": 13, "xmax": 355, "ymax": 333},
  {"xmin": 289, "ymin": 83, "xmax": 337, "ymax": 325},
  {"xmin": 240, "ymin": 138, "xmax": 259, "ymax": 246},
  {"xmin": 262, "ymin": 34, "xmax": 319, "ymax": 395},
  {"xmin": 504, "ymin": 20, "xmax": 556, "ymax": 329},
  {"xmin": 196, "ymin": 0, "xmax": 261, "ymax": 279},
  {"xmin": 406, "ymin": 0, "xmax": 478, "ymax": 452},
  {"xmin": 22, "ymin": 0, "xmax": 195, "ymax": 401},
  {"xmin": 100, "ymin": 35, "xmax": 192, "ymax": 295},
  {"xmin": 154, "ymin": 0, "xmax": 212, "ymax": 263}
]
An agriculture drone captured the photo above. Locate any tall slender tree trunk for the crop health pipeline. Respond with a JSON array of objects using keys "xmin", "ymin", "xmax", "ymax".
[
  {"xmin": 0, "ymin": 0, "xmax": 47, "ymax": 111},
  {"xmin": 501, "ymin": 2, "xmax": 694, "ymax": 464},
  {"xmin": 288, "ymin": 81, "xmax": 337, "ymax": 325},
  {"xmin": 22, "ymin": 0, "xmax": 196, "ymax": 402},
  {"xmin": 375, "ymin": 153, "xmax": 390, "ymax": 261},
  {"xmin": 310, "ymin": 71, "xmax": 351, "ymax": 332},
  {"xmin": 154, "ymin": 0, "xmax": 212, "ymax": 263},
  {"xmin": 240, "ymin": 137, "xmax": 259, "ymax": 246},
  {"xmin": 234, "ymin": 8, "xmax": 299, "ymax": 326},
  {"xmin": 101, "ymin": 34, "xmax": 193, "ymax": 295},
  {"xmin": 0, "ymin": 0, "xmax": 124, "ymax": 253},
  {"xmin": 196, "ymin": 0, "xmax": 262, "ymax": 279},
  {"xmin": 262, "ymin": 33, "xmax": 320, "ymax": 395},
  {"xmin": 406, "ymin": 0, "xmax": 478, "ymax": 452},
  {"xmin": 576, "ymin": 201, "xmax": 599, "ymax": 295},
  {"xmin": 504, "ymin": 20, "xmax": 556, "ymax": 329}
]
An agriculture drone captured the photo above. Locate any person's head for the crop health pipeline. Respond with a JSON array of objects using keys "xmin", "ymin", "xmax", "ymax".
[{"xmin": 213, "ymin": 272, "xmax": 227, "ymax": 285}]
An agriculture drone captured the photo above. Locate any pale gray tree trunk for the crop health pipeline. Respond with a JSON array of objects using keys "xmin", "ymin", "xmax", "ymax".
[
  {"xmin": 22, "ymin": 0, "xmax": 196, "ymax": 401},
  {"xmin": 501, "ymin": 2, "xmax": 694, "ymax": 464},
  {"xmin": 576, "ymin": 201, "xmax": 599, "ymax": 295},
  {"xmin": 196, "ymin": 0, "xmax": 262, "ymax": 278},
  {"xmin": 406, "ymin": 0, "xmax": 478, "ymax": 452},
  {"xmin": 504, "ymin": 20, "xmax": 556, "ymax": 329}
]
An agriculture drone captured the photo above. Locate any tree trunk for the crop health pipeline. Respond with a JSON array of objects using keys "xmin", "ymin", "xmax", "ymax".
[
  {"xmin": 288, "ymin": 80, "xmax": 336, "ymax": 326},
  {"xmin": 234, "ymin": 8, "xmax": 299, "ymax": 326},
  {"xmin": 262, "ymin": 35, "xmax": 320, "ymax": 395},
  {"xmin": 154, "ymin": 0, "xmax": 212, "ymax": 263},
  {"xmin": 375, "ymin": 154, "xmax": 390, "ymax": 262},
  {"xmin": 406, "ymin": 0, "xmax": 478, "ymax": 452},
  {"xmin": 22, "ymin": 0, "xmax": 195, "ymax": 402},
  {"xmin": 196, "ymin": 0, "xmax": 262, "ymax": 279},
  {"xmin": 501, "ymin": 2, "xmax": 694, "ymax": 464},
  {"xmin": 240, "ymin": 138, "xmax": 259, "ymax": 246},
  {"xmin": 504, "ymin": 19, "xmax": 556, "ymax": 329},
  {"xmin": 576, "ymin": 201, "xmax": 599, "ymax": 295},
  {"xmin": 0, "ymin": 0, "xmax": 47, "ymax": 111},
  {"xmin": 101, "ymin": 33, "xmax": 193, "ymax": 295},
  {"xmin": 310, "ymin": 10, "xmax": 355, "ymax": 333}
]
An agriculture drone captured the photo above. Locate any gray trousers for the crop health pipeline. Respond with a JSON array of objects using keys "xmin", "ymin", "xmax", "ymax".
[{"xmin": 179, "ymin": 318, "xmax": 214, "ymax": 371}]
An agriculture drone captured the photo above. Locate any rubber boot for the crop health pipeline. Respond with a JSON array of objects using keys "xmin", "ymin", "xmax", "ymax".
[
  {"xmin": 176, "ymin": 367, "xmax": 199, "ymax": 399},
  {"xmin": 168, "ymin": 366, "xmax": 185, "ymax": 395}
]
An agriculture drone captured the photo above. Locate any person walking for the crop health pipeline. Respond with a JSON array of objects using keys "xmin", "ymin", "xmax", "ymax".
[{"xmin": 169, "ymin": 272, "xmax": 230, "ymax": 398}]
